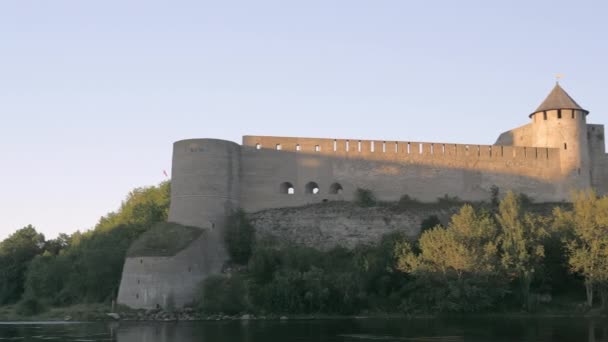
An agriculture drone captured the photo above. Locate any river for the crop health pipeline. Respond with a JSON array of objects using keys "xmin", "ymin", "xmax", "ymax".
[{"xmin": 0, "ymin": 317, "xmax": 606, "ymax": 341}]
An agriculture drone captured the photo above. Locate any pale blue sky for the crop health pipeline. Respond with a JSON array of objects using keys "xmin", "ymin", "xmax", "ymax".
[{"xmin": 1, "ymin": 1, "xmax": 607, "ymax": 240}]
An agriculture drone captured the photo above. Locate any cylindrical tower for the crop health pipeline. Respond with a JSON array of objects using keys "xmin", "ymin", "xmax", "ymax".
[
  {"xmin": 168, "ymin": 138, "xmax": 241, "ymax": 229},
  {"xmin": 529, "ymin": 83, "xmax": 591, "ymax": 190}
]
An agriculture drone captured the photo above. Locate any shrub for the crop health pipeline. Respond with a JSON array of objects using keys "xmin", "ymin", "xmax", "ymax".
[
  {"xmin": 355, "ymin": 188, "xmax": 376, "ymax": 207},
  {"xmin": 420, "ymin": 215, "xmax": 442, "ymax": 234},
  {"xmin": 224, "ymin": 210, "xmax": 256, "ymax": 264},
  {"xmin": 127, "ymin": 222, "xmax": 202, "ymax": 257},
  {"xmin": 490, "ymin": 185, "xmax": 500, "ymax": 208},
  {"xmin": 395, "ymin": 194, "xmax": 422, "ymax": 209},
  {"xmin": 16, "ymin": 296, "xmax": 45, "ymax": 316},
  {"xmin": 197, "ymin": 275, "xmax": 248, "ymax": 315}
]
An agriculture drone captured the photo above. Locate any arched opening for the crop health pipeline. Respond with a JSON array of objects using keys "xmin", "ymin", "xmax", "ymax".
[
  {"xmin": 329, "ymin": 183, "xmax": 343, "ymax": 195},
  {"xmin": 280, "ymin": 182, "xmax": 295, "ymax": 194},
  {"xmin": 255, "ymin": 143, "xmax": 261, "ymax": 150},
  {"xmin": 305, "ymin": 182, "xmax": 320, "ymax": 195},
  {"xmin": 276, "ymin": 144, "xmax": 282, "ymax": 150}
]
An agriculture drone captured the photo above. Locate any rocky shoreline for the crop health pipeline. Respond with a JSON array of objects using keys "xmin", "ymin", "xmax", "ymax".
[{"xmin": 113, "ymin": 308, "xmax": 291, "ymax": 322}]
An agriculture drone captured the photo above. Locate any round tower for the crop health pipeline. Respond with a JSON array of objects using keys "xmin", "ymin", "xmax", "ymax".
[
  {"xmin": 168, "ymin": 138, "xmax": 241, "ymax": 229},
  {"xmin": 529, "ymin": 83, "xmax": 591, "ymax": 190}
]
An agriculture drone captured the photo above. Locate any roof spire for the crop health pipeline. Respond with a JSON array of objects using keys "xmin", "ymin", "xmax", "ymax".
[
  {"xmin": 555, "ymin": 73, "xmax": 564, "ymax": 84},
  {"xmin": 530, "ymin": 82, "xmax": 588, "ymax": 117}
]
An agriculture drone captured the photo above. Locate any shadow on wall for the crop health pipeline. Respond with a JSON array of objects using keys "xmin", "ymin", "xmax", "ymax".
[{"xmin": 238, "ymin": 134, "xmax": 570, "ymax": 211}]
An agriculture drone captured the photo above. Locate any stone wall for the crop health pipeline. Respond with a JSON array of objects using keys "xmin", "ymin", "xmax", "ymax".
[
  {"xmin": 239, "ymin": 135, "xmax": 564, "ymax": 213},
  {"xmin": 249, "ymin": 202, "xmax": 461, "ymax": 250},
  {"xmin": 117, "ymin": 229, "xmax": 227, "ymax": 309}
]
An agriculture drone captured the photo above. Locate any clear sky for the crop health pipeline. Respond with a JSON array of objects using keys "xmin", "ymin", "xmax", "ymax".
[{"xmin": 1, "ymin": 0, "xmax": 607, "ymax": 240}]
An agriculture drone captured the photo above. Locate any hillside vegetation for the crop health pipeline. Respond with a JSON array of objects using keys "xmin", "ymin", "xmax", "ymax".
[
  {"xmin": 201, "ymin": 189, "xmax": 608, "ymax": 315},
  {"xmin": 0, "ymin": 181, "xmax": 170, "ymax": 315},
  {"xmin": 127, "ymin": 222, "xmax": 202, "ymax": 257}
]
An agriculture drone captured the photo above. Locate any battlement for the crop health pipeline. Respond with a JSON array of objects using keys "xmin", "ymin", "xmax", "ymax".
[{"xmin": 243, "ymin": 135, "xmax": 562, "ymax": 163}]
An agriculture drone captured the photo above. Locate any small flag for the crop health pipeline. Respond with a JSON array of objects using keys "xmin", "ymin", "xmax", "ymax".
[{"xmin": 163, "ymin": 170, "xmax": 169, "ymax": 178}]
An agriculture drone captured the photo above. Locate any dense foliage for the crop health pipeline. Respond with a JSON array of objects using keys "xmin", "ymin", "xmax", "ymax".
[
  {"xmin": 4, "ymin": 183, "xmax": 608, "ymax": 316},
  {"xmin": 0, "ymin": 182, "xmax": 170, "ymax": 312},
  {"xmin": 198, "ymin": 191, "xmax": 608, "ymax": 315}
]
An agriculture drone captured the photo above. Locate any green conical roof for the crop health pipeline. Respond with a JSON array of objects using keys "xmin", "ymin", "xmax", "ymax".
[{"xmin": 530, "ymin": 83, "xmax": 588, "ymax": 117}]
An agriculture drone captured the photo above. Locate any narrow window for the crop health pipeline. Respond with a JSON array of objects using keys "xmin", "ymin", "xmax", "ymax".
[
  {"xmin": 546, "ymin": 148, "xmax": 549, "ymax": 159},
  {"xmin": 315, "ymin": 145, "xmax": 320, "ymax": 152},
  {"xmin": 296, "ymin": 144, "xmax": 301, "ymax": 151},
  {"xmin": 329, "ymin": 183, "xmax": 343, "ymax": 194},
  {"xmin": 477, "ymin": 145, "xmax": 480, "ymax": 157},
  {"xmin": 557, "ymin": 110, "xmax": 562, "ymax": 119},
  {"xmin": 276, "ymin": 144, "xmax": 282, "ymax": 150},
  {"xmin": 395, "ymin": 142, "xmax": 398, "ymax": 153},
  {"xmin": 346, "ymin": 140, "xmax": 350, "ymax": 152},
  {"xmin": 255, "ymin": 143, "xmax": 261, "ymax": 150},
  {"xmin": 442, "ymin": 144, "xmax": 446, "ymax": 154},
  {"xmin": 430, "ymin": 144, "xmax": 434, "ymax": 155},
  {"xmin": 524, "ymin": 147, "xmax": 527, "ymax": 158},
  {"xmin": 488, "ymin": 146, "xmax": 492, "ymax": 157},
  {"xmin": 465, "ymin": 145, "xmax": 469, "ymax": 155},
  {"xmin": 419, "ymin": 143, "xmax": 423, "ymax": 154},
  {"xmin": 543, "ymin": 112, "xmax": 547, "ymax": 120},
  {"xmin": 572, "ymin": 111, "xmax": 576, "ymax": 119},
  {"xmin": 305, "ymin": 182, "xmax": 320, "ymax": 195},
  {"xmin": 501, "ymin": 146, "xmax": 504, "ymax": 157},
  {"xmin": 564, "ymin": 143, "xmax": 567, "ymax": 150},
  {"xmin": 382, "ymin": 141, "xmax": 386, "ymax": 153},
  {"xmin": 407, "ymin": 143, "xmax": 411, "ymax": 154},
  {"xmin": 358, "ymin": 140, "xmax": 362, "ymax": 152},
  {"xmin": 280, "ymin": 182, "xmax": 295, "ymax": 194},
  {"xmin": 333, "ymin": 140, "xmax": 337, "ymax": 152},
  {"xmin": 370, "ymin": 141, "xmax": 375, "ymax": 152}
]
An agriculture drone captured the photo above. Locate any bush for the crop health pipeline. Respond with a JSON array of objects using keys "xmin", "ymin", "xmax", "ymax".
[
  {"xmin": 355, "ymin": 188, "xmax": 376, "ymax": 207},
  {"xmin": 224, "ymin": 210, "xmax": 256, "ymax": 264},
  {"xmin": 16, "ymin": 296, "xmax": 45, "ymax": 316},
  {"xmin": 197, "ymin": 275, "xmax": 248, "ymax": 315},
  {"xmin": 127, "ymin": 222, "xmax": 202, "ymax": 257},
  {"xmin": 420, "ymin": 215, "xmax": 442, "ymax": 234}
]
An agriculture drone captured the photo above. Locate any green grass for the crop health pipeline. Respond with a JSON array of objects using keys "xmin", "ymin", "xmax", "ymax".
[{"xmin": 127, "ymin": 222, "xmax": 203, "ymax": 257}]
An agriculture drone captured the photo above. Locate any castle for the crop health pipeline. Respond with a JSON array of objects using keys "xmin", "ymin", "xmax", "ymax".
[{"xmin": 117, "ymin": 83, "xmax": 608, "ymax": 309}]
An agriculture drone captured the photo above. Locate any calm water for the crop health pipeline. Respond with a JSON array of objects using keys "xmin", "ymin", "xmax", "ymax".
[{"xmin": 0, "ymin": 317, "xmax": 607, "ymax": 341}]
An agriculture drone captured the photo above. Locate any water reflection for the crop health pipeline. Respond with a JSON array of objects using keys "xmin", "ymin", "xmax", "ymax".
[{"xmin": 0, "ymin": 317, "xmax": 607, "ymax": 341}]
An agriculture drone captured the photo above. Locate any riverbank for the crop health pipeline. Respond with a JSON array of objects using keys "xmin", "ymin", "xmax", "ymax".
[{"xmin": 0, "ymin": 303, "xmax": 606, "ymax": 322}]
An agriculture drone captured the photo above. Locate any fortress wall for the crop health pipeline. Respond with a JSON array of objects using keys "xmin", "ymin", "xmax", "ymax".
[
  {"xmin": 168, "ymin": 139, "xmax": 241, "ymax": 229},
  {"xmin": 530, "ymin": 109, "xmax": 591, "ymax": 192},
  {"xmin": 240, "ymin": 136, "xmax": 564, "ymax": 212},
  {"xmin": 588, "ymin": 124, "xmax": 608, "ymax": 195},
  {"xmin": 495, "ymin": 123, "xmax": 534, "ymax": 146},
  {"xmin": 117, "ymin": 232, "xmax": 226, "ymax": 309}
]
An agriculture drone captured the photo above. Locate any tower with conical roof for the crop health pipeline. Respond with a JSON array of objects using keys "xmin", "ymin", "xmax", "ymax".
[{"xmin": 529, "ymin": 83, "xmax": 591, "ymax": 190}]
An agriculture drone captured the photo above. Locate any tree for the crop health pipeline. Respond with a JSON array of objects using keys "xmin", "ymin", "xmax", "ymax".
[
  {"xmin": 0, "ymin": 225, "xmax": 45, "ymax": 304},
  {"xmin": 224, "ymin": 209, "xmax": 256, "ymax": 264},
  {"xmin": 354, "ymin": 188, "xmax": 376, "ymax": 207},
  {"xmin": 394, "ymin": 205, "xmax": 505, "ymax": 312},
  {"xmin": 562, "ymin": 190, "xmax": 608, "ymax": 308},
  {"xmin": 496, "ymin": 191, "xmax": 548, "ymax": 309}
]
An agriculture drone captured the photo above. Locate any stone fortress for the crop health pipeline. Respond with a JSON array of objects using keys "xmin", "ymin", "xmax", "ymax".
[{"xmin": 118, "ymin": 83, "xmax": 608, "ymax": 309}]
